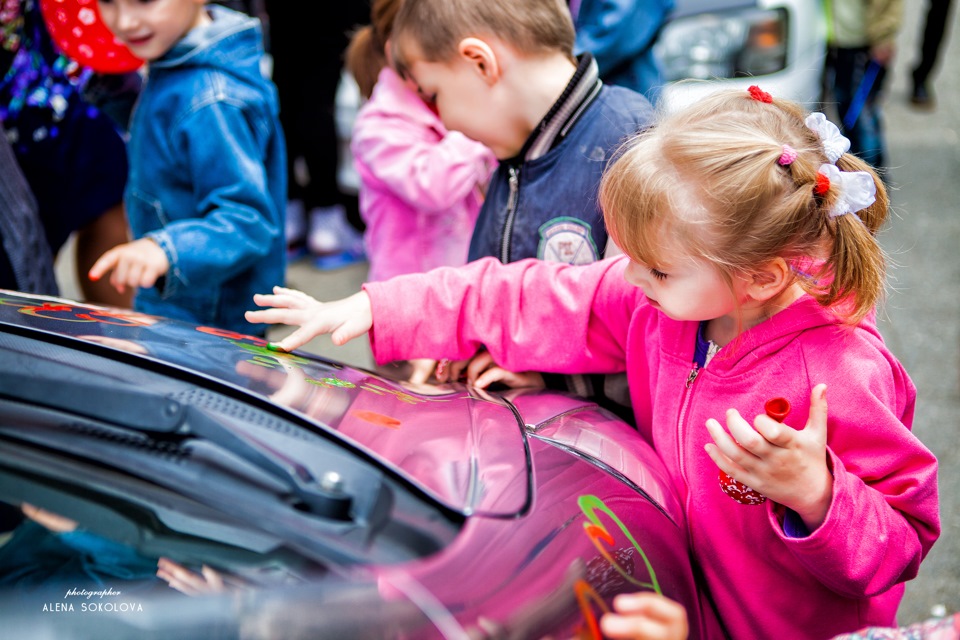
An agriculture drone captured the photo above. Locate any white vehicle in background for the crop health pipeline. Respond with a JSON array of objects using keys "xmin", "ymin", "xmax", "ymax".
[{"xmin": 655, "ymin": 0, "xmax": 826, "ymax": 110}]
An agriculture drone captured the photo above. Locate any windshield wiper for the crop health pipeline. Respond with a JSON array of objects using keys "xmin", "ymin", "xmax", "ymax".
[{"xmin": 0, "ymin": 348, "xmax": 382, "ymax": 523}]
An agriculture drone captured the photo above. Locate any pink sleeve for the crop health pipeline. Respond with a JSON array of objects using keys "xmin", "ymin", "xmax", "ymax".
[
  {"xmin": 776, "ymin": 357, "xmax": 940, "ymax": 598},
  {"xmin": 351, "ymin": 111, "xmax": 496, "ymax": 213},
  {"xmin": 362, "ymin": 256, "xmax": 640, "ymax": 372}
]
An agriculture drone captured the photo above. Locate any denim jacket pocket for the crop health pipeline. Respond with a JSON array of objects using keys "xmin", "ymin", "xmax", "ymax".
[{"xmin": 127, "ymin": 188, "xmax": 169, "ymax": 232}]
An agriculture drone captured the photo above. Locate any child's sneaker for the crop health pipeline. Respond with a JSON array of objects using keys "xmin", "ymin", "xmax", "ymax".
[
  {"xmin": 307, "ymin": 205, "xmax": 366, "ymax": 270},
  {"xmin": 285, "ymin": 199, "xmax": 307, "ymax": 260}
]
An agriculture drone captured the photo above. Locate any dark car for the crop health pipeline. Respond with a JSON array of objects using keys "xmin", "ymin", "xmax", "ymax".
[{"xmin": 0, "ymin": 290, "xmax": 721, "ymax": 639}]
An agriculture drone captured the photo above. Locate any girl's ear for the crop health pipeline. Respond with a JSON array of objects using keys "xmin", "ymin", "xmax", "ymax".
[
  {"xmin": 457, "ymin": 37, "xmax": 500, "ymax": 84},
  {"xmin": 746, "ymin": 257, "xmax": 792, "ymax": 302}
]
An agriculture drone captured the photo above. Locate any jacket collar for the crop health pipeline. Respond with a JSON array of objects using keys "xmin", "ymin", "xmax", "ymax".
[
  {"xmin": 151, "ymin": 5, "xmax": 260, "ymax": 71},
  {"xmin": 659, "ymin": 295, "xmax": 875, "ymax": 373},
  {"xmin": 518, "ymin": 53, "xmax": 602, "ymax": 162}
]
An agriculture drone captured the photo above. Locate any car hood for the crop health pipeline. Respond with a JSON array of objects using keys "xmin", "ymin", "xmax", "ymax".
[{"xmin": 0, "ymin": 291, "xmax": 530, "ymax": 518}]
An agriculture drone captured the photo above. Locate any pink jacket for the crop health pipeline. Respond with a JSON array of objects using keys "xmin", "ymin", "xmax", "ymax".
[
  {"xmin": 351, "ymin": 68, "xmax": 497, "ymax": 282},
  {"xmin": 363, "ymin": 256, "xmax": 940, "ymax": 640}
]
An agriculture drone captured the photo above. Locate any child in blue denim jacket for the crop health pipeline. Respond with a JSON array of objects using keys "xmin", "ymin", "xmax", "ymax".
[{"xmin": 88, "ymin": 0, "xmax": 285, "ymax": 336}]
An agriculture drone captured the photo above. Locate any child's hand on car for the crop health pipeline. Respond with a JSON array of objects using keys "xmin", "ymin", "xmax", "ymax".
[
  {"xmin": 601, "ymin": 592, "xmax": 689, "ymax": 640},
  {"xmin": 245, "ymin": 287, "xmax": 373, "ymax": 353}
]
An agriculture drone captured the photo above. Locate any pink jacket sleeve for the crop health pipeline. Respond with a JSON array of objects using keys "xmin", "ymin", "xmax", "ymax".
[
  {"xmin": 362, "ymin": 256, "xmax": 640, "ymax": 371},
  {"xmin": 351, "ymin": 109, "xmax": 496, "ymax": 214},
  {"xmin": 775, "ymin": 340, "xmax": 939, "ymax": 598}
]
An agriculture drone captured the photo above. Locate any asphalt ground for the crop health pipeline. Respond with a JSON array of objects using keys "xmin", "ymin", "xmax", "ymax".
[{"xmin": 56, "ymin": 0, "xmax": 957, "ymax": 625}]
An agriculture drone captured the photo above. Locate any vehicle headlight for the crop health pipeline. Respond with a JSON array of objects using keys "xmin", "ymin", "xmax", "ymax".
[{"xmin": 655, "ymin": 7, "xmax": 788, "ymax": 81}]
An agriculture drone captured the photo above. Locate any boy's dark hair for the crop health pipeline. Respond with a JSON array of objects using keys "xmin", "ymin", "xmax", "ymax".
[{"xmin": 391, "ymin": 0, "xmax": 575, "ymax": 74}]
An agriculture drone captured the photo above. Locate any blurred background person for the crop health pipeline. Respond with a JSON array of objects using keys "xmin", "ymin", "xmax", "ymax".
[
  {"xmin": 0, "ymin": 120, "xmax": 57, "ymax": 295},
  {"xmin": 909, "ymin": 0, "xmax": 955, "ymax": 108},
  {"xmin": 569, "ymin": 0, "xmax": 674, "ymax": 103},
  {"xmin": 0, "ymin": 0, "xmax": 132, "ymax": 306},
  {"xmin": 264, "ymin": 0, "xmax": 370, "ymax": 268},
  {"xmin": 821, "ymin": 0, "xmax": 902, "ymax": 170},
  {"xmin": 345, "ymin": 0, "xmax": 496, "ymax": 284}
]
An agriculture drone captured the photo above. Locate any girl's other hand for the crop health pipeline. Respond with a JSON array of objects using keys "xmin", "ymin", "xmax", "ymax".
[
  {"xmin": 704, "ymin": 384, "xmax": 833, "ymax": 530},
  {"xmin": 245, "ymin": 288, "xmax": 373, "ymax": 353},
  {"xmin": 600, "ymin": 591, "xmax": 689, "ymax": 640},
  {"xmin": 436, "ymin": 349, "xmax": 545, "ymax": 390},
  {"xmin": 406, "ymin": 358, "xmax": 439, "ymax": 385}
]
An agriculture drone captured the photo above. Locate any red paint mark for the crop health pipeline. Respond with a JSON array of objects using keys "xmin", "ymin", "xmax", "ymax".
[
  {"xmin": 350, "ymin": 410, "xmax": 401, "ymax": 429},
  {"xmin": 196, "ymin": 325, "xmax": 267, "ymax": 345},
  {"xmin": 573, "ymin": 579, "xmax": 609, "ymax": 640}
]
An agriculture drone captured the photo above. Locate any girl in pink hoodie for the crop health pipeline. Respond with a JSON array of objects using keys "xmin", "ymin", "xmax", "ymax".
[
  {"xmin": 345, "ymin": 0, "xmax": 497, "ymax": 284},
  {"xmin": 247, "ymin": 87, "xmax": 940, "ymax": 639}
]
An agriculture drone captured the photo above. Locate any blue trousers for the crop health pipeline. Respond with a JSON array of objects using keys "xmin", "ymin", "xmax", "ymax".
[{"xmin": 824, "ymin": 47, "xmax": 888, "ymax": 170}]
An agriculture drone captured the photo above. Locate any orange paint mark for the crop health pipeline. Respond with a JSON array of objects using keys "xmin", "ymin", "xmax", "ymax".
[
  {"xmin": 351, "ymin": 410, "xmax": 401, "ymax": 429},
  {"xmin": 573, "ymin": 579, "xmax": 610, "ymax": 640},
  {"xmin": 196, "ymin": 325, "xmax": 267, "ymax": 345}
]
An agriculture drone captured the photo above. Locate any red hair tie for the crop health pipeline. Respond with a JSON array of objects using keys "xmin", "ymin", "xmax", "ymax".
[
  {"xmin": 748, "ymin": 85, "xmax": 773, "ymax": 103},
  {"xmin": 814, "ymin": 172, "xmax": 831, "ymax": 196}
]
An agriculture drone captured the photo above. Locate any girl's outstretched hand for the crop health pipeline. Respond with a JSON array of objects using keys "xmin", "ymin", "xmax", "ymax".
[
  {"xmin": 245, "ymin": 287, "xmax": 373, "ymax": 353},
  {"xmin": 704, "ymin": 384, "xmax": 833, "ymax": 530},
  {"xmin": 600, "ymin": 592, "xmax": 689, "ymax": 640}
]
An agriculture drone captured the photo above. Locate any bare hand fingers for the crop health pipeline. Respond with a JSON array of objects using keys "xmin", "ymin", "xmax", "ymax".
[
  {"xmin": 805, "ymin": 384, "xmax": 829, "ymax": 442},
  {"xmin": 475, "ymin": 367, "xmax": 546, "ymax": 390},
  {"xmin": 407, "ymin": 359, "xmax": 437, "ymax": 385},
  {"xmin": 252, "ymin": 293, "xmax": 307, "ymax": 310},
  {"xmin": 272, "ymin": 325, "xmax": 318, "ymax": 352},
  {"xmin": 602, "ymin": 592, "xmax": 689, "ymax": 640},
  {"xmin": 704, "ymin": 414, "xmax": 744, "ymax": 461},
  {"xmin": 465, "ymin": 350, "xmax": 496, "ymax": 385},
  {"xmin": 111, "ymin": 256, "xmax": 130, "ymax": 294},
  {"xmin": 724, "ymin": 408, "xmax": 768, "ymax": 452},
  {"xmin": 88, "ymin": 249, "xmax": 118, "ymax": 282},
  {"xmin": 330, "ymin": 316, "xmax": 367, "ymax": 346},
  {"xmin": 473, "ymin": 365, "xmax": 511, "ymax": 390},
  {"xmin": 200, "ymin": 565, "xmax": 225, "ymax": 592},
  {"xmin": 245, "ymin": 307, "xmax": 305, "ymax": 326},
  {"xmin": 447, "ymin": 358, "xmax": 470, "ymax": 383},
  {"xmin": 157, "ymin": 558, "xmax": 211, "ymax": 596}
]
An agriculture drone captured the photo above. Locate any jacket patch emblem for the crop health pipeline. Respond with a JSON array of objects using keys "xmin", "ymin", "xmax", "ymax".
[{"xmin": 537, "ymin": 217, "xmax": 599, "ymax": 265}]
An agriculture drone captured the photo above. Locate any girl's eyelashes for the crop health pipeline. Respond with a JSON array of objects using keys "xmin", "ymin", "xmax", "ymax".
[{"xmin": 650, "ymin": 268, "xmax": 668, "ymax": 280}]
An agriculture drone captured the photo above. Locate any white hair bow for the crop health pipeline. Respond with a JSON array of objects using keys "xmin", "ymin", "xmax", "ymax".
[
  {"xmin": 818, "ymin": 163, "xmax": 876, "ymax": 218},
  {"xmin": 805, "ymin": 113, "xmax": 851, "ymax": 163}
]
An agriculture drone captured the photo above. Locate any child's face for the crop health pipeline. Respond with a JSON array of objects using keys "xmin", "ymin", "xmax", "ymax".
[
  {"xmin": 404, "ymin": 54, "xmax": 513, "ymax": 158},
  {"xmin": 624, "ymin": 254, "xmax": 744, "ymax": 323},
  {"xmin": 97, "ymin": 0, "xmax": 210, "ymax": 62}
]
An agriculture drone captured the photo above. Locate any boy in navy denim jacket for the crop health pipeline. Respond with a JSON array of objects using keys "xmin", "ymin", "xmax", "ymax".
[{"xmin": 88, "ymin": 0, "xmax": 285, "ymax": 336}]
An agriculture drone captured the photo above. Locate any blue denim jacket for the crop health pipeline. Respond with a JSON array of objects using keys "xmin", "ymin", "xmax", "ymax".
[
  {"xmin": 468, "ymin": 55, "xmax": 654, "ymax": 265},
  {"xmin": 123, "ymin": 5, "xmax": 286, "ymax": 335}
]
